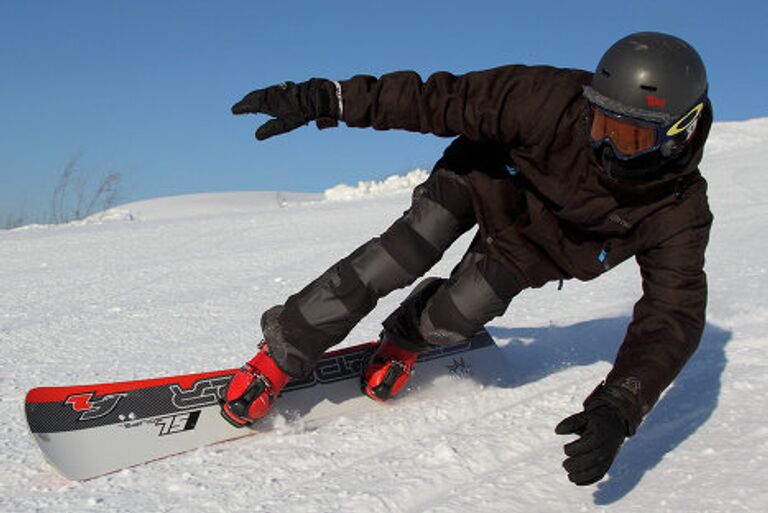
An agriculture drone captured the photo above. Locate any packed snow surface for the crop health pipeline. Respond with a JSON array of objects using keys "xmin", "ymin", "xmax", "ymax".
[{"xmin": 2, "ymin": 118, "xmax": 768, "ymax": 512}]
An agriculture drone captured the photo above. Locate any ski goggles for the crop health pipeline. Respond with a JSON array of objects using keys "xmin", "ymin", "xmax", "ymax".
[{"xmin": 587, "ymin": 100, "xmax": 705, "ymax": 160}]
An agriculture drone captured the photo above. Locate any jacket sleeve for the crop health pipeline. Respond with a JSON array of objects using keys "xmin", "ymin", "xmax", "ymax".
[
  {"xmin": 338, "ymin": 65, "xmax": 588, "ymax": 146},
  {"xmin": 587, "ymin": 202, "xmax": 713, "ymax": 435}
]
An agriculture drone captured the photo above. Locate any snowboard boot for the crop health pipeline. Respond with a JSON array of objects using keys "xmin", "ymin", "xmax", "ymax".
[
  {"xmin": 362, "ymin": 337, "xmax": 420, "ymax": 402},
  {"xmin": 220, "ymin": 342, "xmax": 291, "ymax": 427}
]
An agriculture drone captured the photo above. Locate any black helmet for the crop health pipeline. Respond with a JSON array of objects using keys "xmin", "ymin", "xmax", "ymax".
[
  {"xmin": 584, "ymin": 32, "xmax": 709, "ymax": 178},
  {"xmin": 584, "ymin": 32, "xmax": 708, "ymax": 126}
]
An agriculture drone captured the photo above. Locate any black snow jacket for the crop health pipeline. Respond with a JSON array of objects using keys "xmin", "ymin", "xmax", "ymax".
[{"xmin": 339, "ymin": 65, "xmax": 713, "ymax": 433}]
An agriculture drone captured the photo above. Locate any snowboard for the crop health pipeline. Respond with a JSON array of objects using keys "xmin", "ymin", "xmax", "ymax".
[{"xmin": 25, "ymin": 330, "xmax": 501, "ymax": 481}]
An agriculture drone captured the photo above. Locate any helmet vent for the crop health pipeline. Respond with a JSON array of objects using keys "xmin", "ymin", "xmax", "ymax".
[
  {"xmin": 600, "ymin": 68, "xmax": 611, "ymax": 77},
  {"xmin": 640, "ymin": 85, "xmax": 658, "ymax": 91}
]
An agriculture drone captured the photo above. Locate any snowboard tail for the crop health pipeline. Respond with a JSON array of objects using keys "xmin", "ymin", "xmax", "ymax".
[{"xmin": 25, "ymin": 330, "xmax": 499, "ymax": 480}]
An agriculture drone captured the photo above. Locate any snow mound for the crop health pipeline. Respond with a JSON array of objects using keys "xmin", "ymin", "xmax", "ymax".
[
  {"xmin": 704, "ymin": 117, "xmax": 768, "ymax": 157},
  {"xmin": 82, "ymin": 209, "xmax": 136, "ymax": 224},
  {"xmin": 88, "ymin": 191, "xmax": 324, "ymax": 223},
  {"xmin": 324, "ymin": 169, "xmax": 429, "ymax": 201},
  {"xmin": 79, "ymin": 169, "xmax": 431, "ymax": 226}
]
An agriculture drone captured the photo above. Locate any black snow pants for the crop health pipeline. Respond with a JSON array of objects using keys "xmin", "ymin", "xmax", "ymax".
[{"xmin": 261, "ymin": 149, "xmax": 525, "ymax": 378}]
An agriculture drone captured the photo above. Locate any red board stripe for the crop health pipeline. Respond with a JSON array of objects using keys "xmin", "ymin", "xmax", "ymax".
[
  {"xmin": 25, "ymin": 369, "xmax": 238, "ymax": 404},
  {"xmin": 25, "ymin": 341, "xmax": 377, "ymax": 404}
]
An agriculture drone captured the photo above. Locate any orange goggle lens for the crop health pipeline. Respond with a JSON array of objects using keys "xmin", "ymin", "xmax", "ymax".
[{"xmin": 589, "ymin": 106, "xmax": 658, "ymax": 157}]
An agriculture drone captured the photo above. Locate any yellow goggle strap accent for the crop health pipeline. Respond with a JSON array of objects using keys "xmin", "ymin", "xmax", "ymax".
[{"xmin": 666, "ymin": 102, "xmax": 705, "ymax": 137}]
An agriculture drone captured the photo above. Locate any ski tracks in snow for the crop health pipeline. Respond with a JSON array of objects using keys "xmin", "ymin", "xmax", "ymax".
[{"xmin": 205, "ymin": 375, "xmax": 591, "ymax": 513}]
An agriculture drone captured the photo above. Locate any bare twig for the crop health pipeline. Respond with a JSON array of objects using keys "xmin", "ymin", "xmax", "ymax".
[{"xmin": 48, "ymin": 154, "xmax": 122, "ymax": 224}]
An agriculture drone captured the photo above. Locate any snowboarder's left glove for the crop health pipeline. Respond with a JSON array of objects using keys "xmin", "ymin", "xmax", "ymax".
[
  {"xmin": 555, "ymin": 404, "xmax": 627, "ymax": 486},
  {"xmin": 231, "ymin": 79, "xmax": 340, "ymax": 140}
]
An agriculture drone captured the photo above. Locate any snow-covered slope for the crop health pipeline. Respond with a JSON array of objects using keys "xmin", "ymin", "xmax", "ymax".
[{"xmin": 1, "ymin": 119, "xmax": 767, "ymax": 512}]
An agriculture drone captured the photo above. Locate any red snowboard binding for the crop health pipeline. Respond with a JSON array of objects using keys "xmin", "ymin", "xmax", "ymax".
[
  {"xmin": 362, "ymin": 337, "xmax": 420, "ymax": 402},
  {"xmin": 220, "ymin": 342, "xmax": 291, "ymax": 427}
]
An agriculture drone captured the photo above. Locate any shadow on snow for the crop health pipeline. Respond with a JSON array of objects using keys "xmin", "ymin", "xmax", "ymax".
[{"xmin": 486, "ymin": 317, "xmax": 731, "ymax": 505}]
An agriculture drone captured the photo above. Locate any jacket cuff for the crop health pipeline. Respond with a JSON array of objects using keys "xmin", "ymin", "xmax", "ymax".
[
  {"xmin": 332, "ymin": 80, "xmax": 343, "ymax": 120},
  {"xmin": 583, "ymin": 382, "xmax": 643, "ymax": 436},
  {"xmin": 314, "ymin": 79, "xmax": 341, "ymax": 130}
]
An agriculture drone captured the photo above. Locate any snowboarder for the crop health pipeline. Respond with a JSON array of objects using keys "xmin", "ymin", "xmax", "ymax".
[{"xmin": 221, "ymin": 32, "xmax": 712, "ymax": 486}]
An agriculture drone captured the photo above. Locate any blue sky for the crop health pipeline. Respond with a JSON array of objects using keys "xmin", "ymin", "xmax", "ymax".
[{"xmin": 1, "ymin": 1, "xmax": 766, "ymax": 223}]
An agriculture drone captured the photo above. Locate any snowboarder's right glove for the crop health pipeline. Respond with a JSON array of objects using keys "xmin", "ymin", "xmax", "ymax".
[
  {"xmin": 231, "ymin": 79, "xmax": 340, "ymax": 140},
  {"xmin": 555, "ymin": 404, "xmax": 627, "ymax": 486}
]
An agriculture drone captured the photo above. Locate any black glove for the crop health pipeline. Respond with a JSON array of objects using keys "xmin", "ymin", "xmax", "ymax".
[
  {"xmin": 555, "ymin": 405, "xmax": 627, "ymax": 486},
  {"xmin": 231, "ymin": 78, "xmax": 339, "ymax": 140}
]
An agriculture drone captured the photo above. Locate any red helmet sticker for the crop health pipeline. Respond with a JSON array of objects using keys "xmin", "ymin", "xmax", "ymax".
[{"xmin": 647, "ymin": 95, "xmax": 667, "ymax": 108}]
